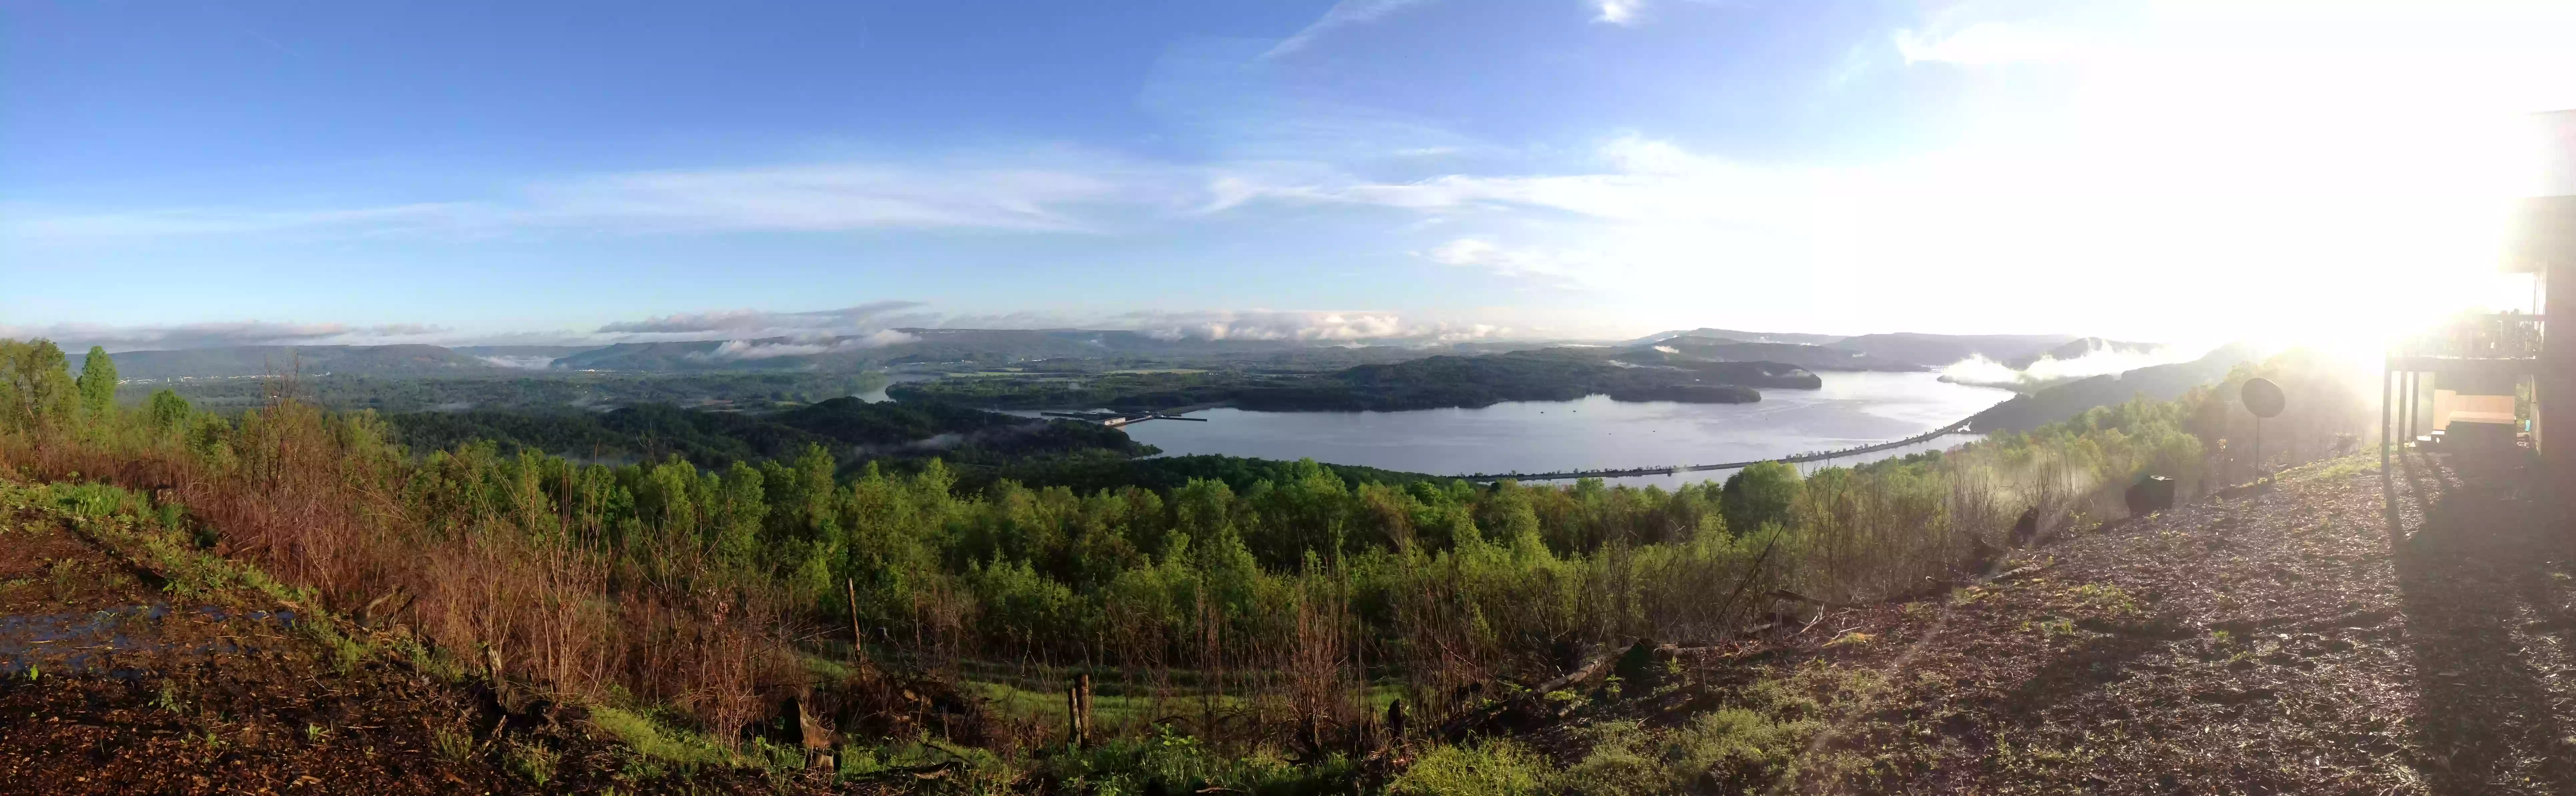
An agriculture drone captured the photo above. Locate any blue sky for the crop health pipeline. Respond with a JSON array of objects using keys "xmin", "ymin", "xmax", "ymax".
[{"xmin": 7, "ymin": 1, "xmax": 2574, "ymax": 350}]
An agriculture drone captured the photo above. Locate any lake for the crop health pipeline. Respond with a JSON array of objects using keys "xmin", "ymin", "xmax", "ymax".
[{"xmin": 1112, "ymin": 371, "xmax": 2015, "ymax": 489}]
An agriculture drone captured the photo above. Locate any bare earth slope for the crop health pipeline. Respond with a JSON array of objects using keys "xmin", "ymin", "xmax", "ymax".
[
  {"xmin": 0, "ymin": 482, "xmax": 826, "ymax": 796},
  {"xmin": 1827, "ymin": 455, "xmax": 2572, "ymax": 793},
  {"xmin": 1526, "ymin": 454, "xmax": 2574, "ymax": 794}
]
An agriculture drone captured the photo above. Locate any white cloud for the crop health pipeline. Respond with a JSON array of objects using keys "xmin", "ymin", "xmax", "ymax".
[
  {"xmin": 1426, "ymin": 238, "xmax": 1603, "ymax": 287},
  {"xmin": 688, "ymin": 330, "xmax": 922, "ymax": 361},
  {"xmin": 1096, "ymin": 309, "xmax": 1512, "ymax": 344},
  {"xmin": 852, "ymin": 328, "xmax": 924, "ymax": 347},
  {"xmin": 523, "ymin": 164, "xmax": 1126, "ymax": 233},
  {"xmin": 1940, "ymin": 343, "xmax": 2203, "ymax": 387},
  {"xmin": 1893, "ymin": 22, "xmax": 2081, "ymax": 65},
  {"xmin": 1266, "ymin": 0, "xmax": 1435, "ymax": 58},
  {"xmin": 477, "ymin": 355, "xmax": 558, "ymax": 370},
  {"xmin": 1593, "ymin": 0, "xmax": 1643, "ymax": 25},
  {"xmin": 595, "ymin": 302, "xmax": 930, "ymax": 335}
]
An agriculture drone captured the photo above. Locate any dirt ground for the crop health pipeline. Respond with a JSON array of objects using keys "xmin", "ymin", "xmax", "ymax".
[
  {"xmin": 1612, "ymin": 452, "xmax": 2576, "ymax": 794},
  {"xmin": 0, "ymin": 485, "xmax": 836, "ymax": 796}
]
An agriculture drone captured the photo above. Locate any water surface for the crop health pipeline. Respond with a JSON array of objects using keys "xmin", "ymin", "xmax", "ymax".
[{"xmin": 1115, "ymin": 372, "xmax": 2013, "ymax": 489}]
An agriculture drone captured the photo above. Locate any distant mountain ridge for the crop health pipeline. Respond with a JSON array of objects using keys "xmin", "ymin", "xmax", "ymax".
[
  {"xmin": 1626, "ymin": 339, "xmax": 1918, "ymax": 372},
  {"xmin": 80, "ymin": 327, "xmax": 2150, "ymax": 379},
  {"xmin": 96, "ymin": 345, "xmax": 506, "ymax": 380},
  {"xmin": 548, "ymin": 328, "xmax": 1554, "ymax": 372},
  {"xmin": 1621, "ymin": 329, "xmax": 2115, "ymax": 371}
]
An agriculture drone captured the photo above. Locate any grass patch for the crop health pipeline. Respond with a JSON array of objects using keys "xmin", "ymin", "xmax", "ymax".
[
  {"xmin": 1390, "ymin": 739, "xmax": 1551, "ymax": 796},
  {"xmin": 586, "ymin": 705, "xmax": 735, "ymax": 770},
  {"xmin": 505, "ymin": 739, "xmax": 560, "ymax": 785},
  {"xmin": 432, "ymin": 725, "xmax": 476, "ymax": 764},
  {"xmin": 2285, "ymin": 454, "xmax": 2380, "ymax": 484}
]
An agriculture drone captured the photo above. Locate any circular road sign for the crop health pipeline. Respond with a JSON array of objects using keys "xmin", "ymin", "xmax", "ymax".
[{"xmin": 2242, "ymin": 377, "xmax": 2286, "ymax": 419}]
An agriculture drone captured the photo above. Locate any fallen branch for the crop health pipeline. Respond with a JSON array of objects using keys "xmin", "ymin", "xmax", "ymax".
[{"xmin": 1530, "ymin": 651, "xmax": 1618, "ymax": 696}]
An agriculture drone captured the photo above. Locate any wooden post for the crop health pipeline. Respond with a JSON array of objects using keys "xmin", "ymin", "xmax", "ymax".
[
  {"xmin": 1077, "ymin": 672, "xmax": 1094, "ymax": 747},
  {"xmin": 2381, "ymin": 365, "xmax": 2392, "ymax": 506},
  {"xmin": 1066, "ymin": 681, "xmax": 1085, "ymax": 748}
]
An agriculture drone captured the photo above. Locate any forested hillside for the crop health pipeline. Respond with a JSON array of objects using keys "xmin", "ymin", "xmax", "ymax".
[
  {"xmin": 894, "ymin": 348, "xmax": 1804, "ymax": 411},
  {"xmin": 120, "ymin": 371, "xmax": 882, "ymax": 414},
  {"xmin": 384, "ymin": 397, "xmax": 1153, "ymax": 482},
  {"xmin": 0, "ymin": 337, "xmax": 2375, "ymax": 793}
]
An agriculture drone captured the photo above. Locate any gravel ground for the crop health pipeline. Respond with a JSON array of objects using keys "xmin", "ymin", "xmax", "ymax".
[{"xmin": 1545, "ymin": 453, "xmax": 2575, "ymax": 794}]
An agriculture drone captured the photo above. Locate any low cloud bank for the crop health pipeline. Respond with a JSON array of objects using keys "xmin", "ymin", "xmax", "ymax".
[
  {"xmin": 1116, "ymin": 310, "xmax": 1507, "ymax": 344},
  {"xmin": 12, "ymin": 302, "xmax": 1544, "ymax": 355},
  {"xmin": 687, "ymin": 329, "xmax": 923, "ymax": 361},
  {"xmin": 1942, "ymin": 344, "xmax": 2203, "ymax": 387},
  {"xmin": 596, "ymin": 301, "xmax": 931, "ymax": 336},
  {"xmin": 0, "ymin": 320, "xmax": 452, "ymax": 353},
  {"xmin": 476, "ymin": 355, "xmax": 558, "ymax": 370}
]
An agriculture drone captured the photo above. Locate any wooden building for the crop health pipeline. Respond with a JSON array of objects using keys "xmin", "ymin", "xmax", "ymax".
[{"xmin": 2384, "ymin": 111, "xmax": 2572, "ymax": 491}]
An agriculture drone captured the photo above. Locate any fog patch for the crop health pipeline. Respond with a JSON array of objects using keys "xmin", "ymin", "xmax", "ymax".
[
  {"xmin": 688, "ymin": 329, "xmax": 923, "ymax": 361},
  {"xmin": 478, "ymin": 355, "xmax": 557, "ymax": 369},
  {"xmin": 1943, "ymin": 344, "xmax": 2204, "ymax": 388},
  {"xmin": 1119, "ymin": 310, "xmax": 1508, "ymax": 345}
]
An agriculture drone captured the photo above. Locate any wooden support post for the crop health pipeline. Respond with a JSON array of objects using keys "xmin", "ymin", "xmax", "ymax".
[
  {"xmin": 1077, "ymin": 672, "xmax": 1093, "ymax": 747},
  {"xmin": 1067, "ymin": 682, "xmax": 1082, "ymax": 748},
  {"xmin": 2407, "ymin": 373, "xmax": 2420, "ymax": 442},
  {"xmin": 2381, "ymin": 365, "xmax": 2392, "ymax": 502}
]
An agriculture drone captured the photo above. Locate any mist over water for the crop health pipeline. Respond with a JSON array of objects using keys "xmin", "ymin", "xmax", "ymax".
[
  {"xmin": 1117, "ymin": 371, "xmax": 2015, "ymax": 489},
  {"xmin": 1939, "ymin": 345, "xmax": 2203, "ymax": 387}
]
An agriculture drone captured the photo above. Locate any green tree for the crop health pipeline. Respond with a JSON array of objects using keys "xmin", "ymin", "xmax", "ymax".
[
  {"xmin": 75, "ymin": 346, "xmax": 118, "ymax": 423},
  {"xmin": 0, "ymin": 339, "xmax": 77, "ymax": 435},
  {"xmin": 146, "ymin": 389, "xmax": 193, "ymax": 431},
  {"xmin": 1720, "ymin": 461, "xmax": 1802, "ymax": 535}
]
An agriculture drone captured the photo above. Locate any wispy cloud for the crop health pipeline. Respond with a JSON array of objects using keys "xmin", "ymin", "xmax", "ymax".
[
  {"xmin": 1265, "ymin": 0, "xmax": 1436, "ymax": 58},
  {"xmin": 1108, "ymin": 309, "xmax": 1513, "ymax": 344},
  {"xmin": 0, "ymin": 320, "xmax": 454, "ymax": 352},
  {"xmin": 5, "ymin": 203, "xmax": 488, "ymax": 239},
  {"xmin": 523, "ymin": 164, "xmax": 1130, "ymax": 233},
  {"xmin": 6, "ymin": 157, "xmax": 1169, "ymax": 241},
  {"xmin": 1425, "ymin": 238, "xmax": 1602, "ymax": 287},
  {"xmin": 594, "ymin": 302, "xmax": 932, "ymax": 336},
  {"xmin": 1211, "ymin": 133, "xmax": 1827, "ymax": 227}
]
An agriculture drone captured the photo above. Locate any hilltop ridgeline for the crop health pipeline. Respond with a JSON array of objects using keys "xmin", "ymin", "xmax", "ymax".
[
  {"xmin": 86, "ymin": 327, "xmax": 2135, "ymax": 380},
  {"xmin": 892, "ymin": 348, "xmax": 1809, "ymax": 411}
]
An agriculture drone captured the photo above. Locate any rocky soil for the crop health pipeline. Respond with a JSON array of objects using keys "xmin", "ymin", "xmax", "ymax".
[{"xmin": 1518, "ymin": 453, "xmax": 2575, "ymax": 794}]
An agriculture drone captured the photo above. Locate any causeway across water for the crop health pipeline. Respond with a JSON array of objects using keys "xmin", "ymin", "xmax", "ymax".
[{"xmin": 1454, "ymin": 417, "xmax": 1978, "ymax": 482}]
